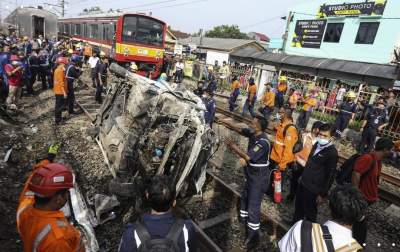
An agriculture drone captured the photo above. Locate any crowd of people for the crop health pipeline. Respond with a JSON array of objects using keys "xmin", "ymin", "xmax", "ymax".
[
  {"xmin": 0, "ymin": 33, "xmax": 110, "ymax": 125},
  {"xmin": 5, "ymin": 32, "xmax": 400, "ymax": 252}
]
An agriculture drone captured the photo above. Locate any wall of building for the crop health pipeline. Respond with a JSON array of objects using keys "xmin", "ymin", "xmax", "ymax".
[{"xmin": 284, "ymin": 0, "xmax": 400, "ymax": 64}]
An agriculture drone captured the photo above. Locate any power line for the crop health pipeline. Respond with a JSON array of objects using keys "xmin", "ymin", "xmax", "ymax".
[
  {"xmin": 135, "ymin": 0, "xmax": 207, "ymax": 12},
  {"xmin": 241, "ymin": 14, "xmax": 285, "ymax": 30}
]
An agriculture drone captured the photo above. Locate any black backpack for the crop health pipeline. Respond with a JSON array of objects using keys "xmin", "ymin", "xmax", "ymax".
[
  {"xmin": 335, "ymin": 153, "xmax": 375, "ymax": 185},
  {"xmin": 283, "ymin": 124, "xmax": 303, "ymax": 154},
  {"xmin": 135, "ymin": 219, "xmax": 184, "ymax": 252}
]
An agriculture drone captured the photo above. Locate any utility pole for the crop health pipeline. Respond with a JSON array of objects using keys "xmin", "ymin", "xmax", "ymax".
[{"xmin": 61, "ymin": 0, "xmax": 65, "ymax": 17}]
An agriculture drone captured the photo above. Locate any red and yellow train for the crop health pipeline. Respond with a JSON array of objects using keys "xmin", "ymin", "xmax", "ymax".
[{"xmin": 58, "ymin": 13, "xmax": 166, "ymax": 78}]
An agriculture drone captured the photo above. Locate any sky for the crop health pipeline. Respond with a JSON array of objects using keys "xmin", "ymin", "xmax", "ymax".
[{"xmin": 0, "ymin": 0, "xmax": 311, "ymax": 38}]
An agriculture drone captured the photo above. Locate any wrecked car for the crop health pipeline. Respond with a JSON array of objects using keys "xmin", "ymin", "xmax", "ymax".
[{"xmin": 93, "ymin": 63, "xmax": 216, "ymax": 203}]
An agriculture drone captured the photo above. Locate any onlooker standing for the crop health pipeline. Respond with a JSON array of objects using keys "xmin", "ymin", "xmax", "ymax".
[
  {"xmin": 293, "ymin": 123, "xmax": 338, "ymax": 223},
  {"xmin": 326, "ymin": 86, "xmax": 337, "ymax": 108},
  {"xmin": 18, "ymin": 51, "xmax": 31, "ymax": 96},
  {"xmin": 288, "ymin": 89, "xmax": 299, "ymax": 113},
  {"xmin": 119, "ymin": 175, "xmax": 196, "ymax": 251},
  {"xmin": 174, "ymin": 59, "xmax": 184, "ymax": 83},
  {"xmin": 279, "ymin": 185, "xmax": 365, "ymax": 252},
  {"xmin": 288, "ymin": 121, "xmax": 323, "ymax": 201},
  {"xmin": 296, "ymin": 91, "xmax": 318, "ymax": 131},
  {"xmin": 65, "ymin": 55, "xmax": 82, "ymax": 115},
  {"xmin": 352, "ymin": 138, "xmax": 394, "ymax": 245},
  {"xmin": 336, "ymin": 84, "xmax": 347, "ymax": 106},
  {"xmin": 5, "ymin": 54, "xmax": 23, "ymax": 107},
  {"xmin": 98, "ymin": 52, "xmax": 109, "ymax": 90},
  {"xmin": 357, "ymin": 100, "xmax": 388, "ymax": 153},
  {"xmin": 332, "ymin": 91, "xmax": 357, "ymax": 138},
  {"xmin": 241, "ymin": 77, "xmax": 257, "ymax": 118}
]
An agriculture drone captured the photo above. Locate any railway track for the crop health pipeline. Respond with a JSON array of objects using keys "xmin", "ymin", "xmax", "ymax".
[{"xmin": 215, "ymin": 106, "xmax": 400, "ymax": 206}]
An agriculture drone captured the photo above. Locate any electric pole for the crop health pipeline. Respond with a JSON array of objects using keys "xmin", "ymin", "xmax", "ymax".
[{"xmin": 61, "ymin": 0, "xmax": 65, "ymax": 17}]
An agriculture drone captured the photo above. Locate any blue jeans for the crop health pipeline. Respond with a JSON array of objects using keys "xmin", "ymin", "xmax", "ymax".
[{"xmin": 242, "ymin": 100, "xmax": 256, "ymax": 118}]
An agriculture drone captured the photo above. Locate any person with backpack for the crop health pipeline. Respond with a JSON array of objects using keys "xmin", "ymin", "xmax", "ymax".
[
  {"xmin": 279, "ymin": 184, "xmax": 365, "ymax": 252},
  {"xmin": 293, "ymin": 123, "xmax": 338, "ymax": 223},
  {"xmin": 351, "ymin": 138, "xmax": 394, "ymax": 245},
  {"xmin": 288, "ymin": 121, "xmax": 323, "ymax": 201},
  {"xmin": 270, "ymin": 107, "xmax": 299, "ymax": 197},
  {"xmin": 118, "ymin": 175, "xmax": 196, "ymax": 252}
]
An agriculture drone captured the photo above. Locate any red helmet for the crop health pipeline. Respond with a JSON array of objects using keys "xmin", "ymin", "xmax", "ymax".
[
  {"xmin": 56, "ymin": 57, "xmax": 69, "ymax": 65},
  {"xmin": 10, "ymin": 55, "xmax": 20, "ymax": 61},
  {"xmin": 29, "ymin": 163, "xmax": 74, "ymax": 197}
]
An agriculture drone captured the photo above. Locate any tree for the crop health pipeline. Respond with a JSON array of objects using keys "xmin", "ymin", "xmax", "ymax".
[{"xmin": 204, "ymin": 25, "xmax": 249, "ymax": 39}]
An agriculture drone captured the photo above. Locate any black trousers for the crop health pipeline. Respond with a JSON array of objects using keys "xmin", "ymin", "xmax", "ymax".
[
  {"xmin": 95, "ymin": 78, "xmax": 102, "ymax": 103},
  {"xmin": 67, "ymin": 81, "xmax": 75, "ymax": 113},
  {"xmin": 333, "ymin": 115, "xmax": 351, "ymax": 138},
  {"xmin": 29, "ymin": 67, "xmax": 38, "ymax": 93},
  {"xmin": 39, "ymin": 66, "xmax": 50, "ymax": 89},
  {"xmin": 357, "ymin": 127, "xmax": 377, "ymax": 153},
  {"xmin": 289, "ymin": 164, "xmax": 304, "ymax": 198},
  {"xmin": 352, "ymin": 216, "xmax": 368, "ymax": 245},
  {"xmin": 296, "ymin": 110, "xmax": 311, "ymax": 130},
  {"xmin": 293, "ymin": 183, "xmax": 318, "ymax": 222},
  {"xmin": 55, "ymin": 95, "xmax": 65, "ymax": 123}
]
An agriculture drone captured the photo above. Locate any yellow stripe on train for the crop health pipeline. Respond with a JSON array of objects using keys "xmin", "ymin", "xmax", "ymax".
[{"xmin": 116, "ymin": 43, "xmax": 164, "ymax": 58}]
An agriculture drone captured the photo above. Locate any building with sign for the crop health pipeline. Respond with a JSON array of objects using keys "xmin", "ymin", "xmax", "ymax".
[{"xmin": 283, "ymin": 0, "xmax": 400, "ymax": 64}]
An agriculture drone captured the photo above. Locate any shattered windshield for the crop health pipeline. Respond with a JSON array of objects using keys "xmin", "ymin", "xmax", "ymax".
[{"xmin": 122, "ymin": 16, "xmax": 164, "ymax": 47}]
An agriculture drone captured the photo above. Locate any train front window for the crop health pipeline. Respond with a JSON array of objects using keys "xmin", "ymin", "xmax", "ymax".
[{"xmin": 122, "ymin": 16, "xmax": 163, "ymax": 47}]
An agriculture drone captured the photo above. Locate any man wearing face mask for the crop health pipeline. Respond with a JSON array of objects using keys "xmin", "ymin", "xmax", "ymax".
[
  {"xmin": 293, "ymin": 123, "xmax": 338, "ymax": 223},
  {"xmin": 17, "ymin": 163, "xmax": 85, "ymax": 252},
  {"xmin": 357, "ymin": 99, "xmax": 388, "ymax": 153},
  {"xmin": 352, "ymin": 138, "xmax": 394, "ymax": 245}
]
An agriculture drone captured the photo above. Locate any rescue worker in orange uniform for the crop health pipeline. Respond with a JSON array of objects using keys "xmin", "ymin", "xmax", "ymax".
[
  {"xmin": 17, "ymin": 163, "xmax": 84, "ymax": 252},
  {"xmin": 53, "ymin": 57, "xmax": 68, "ymax": 124},
  {"xmin": 270, "ymin": 107, "xmax": 298, "ymax": 196},
  {"xmin": 276, "ymin": 76, "xmax": 288, "ymax": 108},
  {"xmin": 242, "ymin": 77, "xmax": 257, "ymax": 118},
  {"xmin": 296, "ymin": 90, "xmax": 318, "ymax": 131},
  {"xmin": 83, "ymin": 44, "xmax": 92, "ymax": 64},
  {"xmin": 259, "ymin": 83, "xmax": 275, "ymax": 119},
  {"xmin": 228, "ymin": 75, "xmax": 240, "ymax": 111}
]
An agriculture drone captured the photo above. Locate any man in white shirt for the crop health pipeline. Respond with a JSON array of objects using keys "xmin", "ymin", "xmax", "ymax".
[
  {"xmin": 279, "ymin": 185, "xmax": 365, "ymax": 252},
  {"xmin": 174, "ymin": 59, "xmax": 184, "ymax": 83},
  {"xmin": 336, "ymin": 84, "xmax": 347, "ymax": 106}
]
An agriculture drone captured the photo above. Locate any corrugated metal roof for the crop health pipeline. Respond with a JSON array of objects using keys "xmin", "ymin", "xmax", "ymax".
[
  {"xmin": 230, "ymin": 48, "xmax": 398, "ymax": 87},
  {"xmin": 178, "ymin": 37, "xmax": 264, "ymax": 52}
]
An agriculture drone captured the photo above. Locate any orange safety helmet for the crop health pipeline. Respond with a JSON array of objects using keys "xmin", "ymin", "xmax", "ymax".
[
  {"xmin": 56, "ymin": 57, "xmax": 69, "ymax": 65},
  {"xmin": 29, "ymin": 163, "xmax": 74, "ymax": 198}
]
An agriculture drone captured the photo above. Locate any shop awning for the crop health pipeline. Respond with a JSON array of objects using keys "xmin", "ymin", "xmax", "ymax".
[{"xmin": 230, "ymin": 48, "xmax": 399, "ymax": 88}]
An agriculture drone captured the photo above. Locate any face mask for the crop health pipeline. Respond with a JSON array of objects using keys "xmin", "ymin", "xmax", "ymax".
[{"xmin": 317, "ymin": 138, "xmax": 330, "ymax": 146}]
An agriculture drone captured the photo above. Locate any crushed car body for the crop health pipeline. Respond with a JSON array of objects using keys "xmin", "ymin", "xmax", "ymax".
[{"xmin": 94, "ymin": 63, "xmax": 216, "ymax": 199}]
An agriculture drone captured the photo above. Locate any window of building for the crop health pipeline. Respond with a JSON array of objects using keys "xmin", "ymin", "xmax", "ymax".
[
  {"xmin": 355, "ymin": 22, "xmax": 380, "ymax": 44},
  {"xmin": 323, "ymin": 23, "xmax": 344, "ymax": 43},
  {"xmin": 90, "ymin": 24, "xmax": 99, "ymax": 39},
  {"xmin": 64, "ymin": 24, "xmax": 70, "ymax": 34},
  {"xmin": 74, "ymin": 24, "xmax": 81, "ymax": 36}
]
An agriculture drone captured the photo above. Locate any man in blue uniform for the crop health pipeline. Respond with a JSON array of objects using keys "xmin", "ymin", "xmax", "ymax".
[
  {"xmin": 119, "ymin": 175, "xmax": 196, "ymax": 252},
  {"xmin": 357, "ymin": 99, "xmax": 388, "ymax": 153},
  {"xmin": 203, "ymin": 89, "xmax": 216, "ymax": 128},
  {"xmin": 38, "ymin": 48, "xmax": 50, "ymax": 90},
  {"xmin": 333, "ymin": 91, "xmax": 357, "ymax": 138},
  {"xmin": 65, "ymin": 55, "xmax": 82, "ymax": 115},
  {"xmin": 225, "ymin": 117, "xmax": 270, "ymax": 248}
]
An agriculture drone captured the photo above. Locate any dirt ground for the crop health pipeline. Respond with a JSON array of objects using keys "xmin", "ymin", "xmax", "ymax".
[{"xmin": 0, "ymin": 80, "xmax": 137, "ymax": 251}]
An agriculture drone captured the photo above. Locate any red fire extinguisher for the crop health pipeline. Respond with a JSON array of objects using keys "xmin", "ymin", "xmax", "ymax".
[{"xmin": 273, "ymin": 170, "xmax": 282, "ymax": 203}]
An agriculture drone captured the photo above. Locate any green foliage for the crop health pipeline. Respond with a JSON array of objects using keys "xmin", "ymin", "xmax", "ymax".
[{"xmin": 205, "ymin": 25, "xmax": 249, "ymax": 39}]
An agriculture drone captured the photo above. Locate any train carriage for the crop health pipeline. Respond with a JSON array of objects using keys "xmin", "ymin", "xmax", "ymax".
[{"xmin": 58, "ymin": 13, "xmax": 166, "ymax": 79}]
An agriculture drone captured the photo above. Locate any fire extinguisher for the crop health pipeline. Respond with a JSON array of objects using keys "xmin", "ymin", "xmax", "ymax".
[{"xmin": 273, "ymin": 170, "xmax": 282, "ymax": 203}]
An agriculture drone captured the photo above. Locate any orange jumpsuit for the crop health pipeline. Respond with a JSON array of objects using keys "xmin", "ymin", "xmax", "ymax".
[
  {"xmin": 53, "ymin": 65, "xmax": 68, "ymax": 96},
  {"xmin": 261, "ymin": 91, "xmax": 275, "ymax": 108},
  {"xmin": 270, "ymin": 119, "xmax": 298, "ymax": 171},
  {"xmin": 302, "ymin": 97, "xmax": 317, "ymax": 112},
  {"xmin": 17, "ymin": 161, "xmax": 84, "ymax": 252}
]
